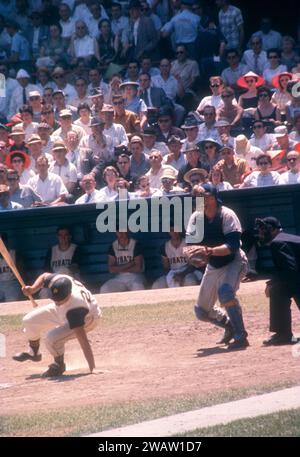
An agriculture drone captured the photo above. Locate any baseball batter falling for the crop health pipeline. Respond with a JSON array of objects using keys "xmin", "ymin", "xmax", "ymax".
[
  {"xmin": 186, "ymin": 183, "xmax": 249, "ymax": 350},
  {"xmin": 13, "ymin": 273, "xmax": 101, "ymax": 377}
]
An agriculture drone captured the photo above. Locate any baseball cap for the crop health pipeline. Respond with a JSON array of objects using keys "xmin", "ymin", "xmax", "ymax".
[
  {"xmin": 255, "ymin": 217, "xmax": 282, "ymax": 230},
  {"xmin": 59, "ymin": 109, "xmax": 72, "ymax": 118},
  {"xmin": 49, "ymin": 276, "xmax": 72, "ymax": 302}
]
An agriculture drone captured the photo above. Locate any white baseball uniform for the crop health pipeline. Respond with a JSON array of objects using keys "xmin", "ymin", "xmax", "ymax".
[
  {"xmin": 152, "ymin": 239, "xmax": 202, "ymax": 289},
  {"xmin": 0, "ymin": 250, "xmax": 22, "ymax": 302},
  {"xmin": 100, "ymin": 238, "xmax": 146, "ymax": 293},
  {"xmin": 23, "ymin": 274, "xmax": 101, "ymax": 357}
]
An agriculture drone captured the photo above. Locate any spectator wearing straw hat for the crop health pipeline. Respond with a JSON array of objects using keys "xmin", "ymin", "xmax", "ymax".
[
  {"xmin": 26, "ymin": 134, "xmax": 53, "ymax": 173},
  {"xmin": 237, "ymin": 71, "xmax": 264, "ymax": 113},
  {"xmin": 271, "ymin": 125, "xmax": 296, "ymax": 152},
  {"xmin": 49, "ymin": 140, "xmax": 78, "ymax": 195},
  {"xmin": 160, "ymin": 168, "xmax": 183, "ymax": 196},
  {"xmin": 52, "ymin": 109, "xmax": 85, "ymax": 143},
  {"xmin": 9, "ymin": 125, "xmax": 28, "ymax": 154},
  {"xmin": 234, "ymin": 134, "xmax": 263, "ymax": 169}
]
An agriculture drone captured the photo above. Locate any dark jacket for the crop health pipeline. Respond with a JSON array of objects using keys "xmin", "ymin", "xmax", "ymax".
[
  {"xmin": 140, "ymin": 87, "xmax": 173, "ymax": 110},
  {"xmin": 269, "ymin": 232, "xmax": 300, "ymax": 284}
]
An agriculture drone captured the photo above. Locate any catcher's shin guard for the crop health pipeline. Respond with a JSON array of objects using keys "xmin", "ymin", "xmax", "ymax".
[{"xmin": 226, "ymin": 304, "xmax": 248, "ymax": 341}]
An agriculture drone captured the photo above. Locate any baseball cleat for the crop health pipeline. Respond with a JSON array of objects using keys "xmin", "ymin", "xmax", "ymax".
[
  {"xmin": 227, "ymin": 338, "xmax": 250, "ymax": 350},
  {"xmin": 42, "ymin": 362, "xmax": 66, "ymax": 378},
  {"xmin": 13, "ymin": 352, "xmax": 42, "ymax": 362},
  {"xmin": 217, "ymin": 323, "xmax": 234, "ymax": 345},
  {"xmin": 263, "ymin": 334, "xmax": 298, "ymax": 346}
]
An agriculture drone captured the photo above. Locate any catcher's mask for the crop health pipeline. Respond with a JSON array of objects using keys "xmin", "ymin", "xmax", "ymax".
[
  {"xmin": 49, "ymin": 276, "xmax": 72, "ymax": 302},
  {"xmin": 255, "ymin": 217, "xmax": 282, "ymax": 244}
]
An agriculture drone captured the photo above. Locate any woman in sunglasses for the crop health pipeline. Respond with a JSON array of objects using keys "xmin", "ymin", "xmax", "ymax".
[
  {"xmin": 5, "ymin": 150, "xmax": 35, "ymax": 185},
  {"xmin": 263, "ymin": 49, "xmax": 287, "ymax": 88},
  {"xmin": 239, "ymin": 153, "xmax": 280, "ymax": 188},
  {"xmin": 271, "ymin": 72, "xmax": 293, "ymax": 117},
  {"xmin": 237, "ymin": 71, "xmax": 264, "ymax": 111},
  {"xmin": 199, "ymin": 138, "xmax": 221, "ymax": 172},
  {"xmin": 197, "ymin": 76, "xmax": 225, "ymax": 114},
  {"xmin": 254, "ymin": 86, "xmax": 281, "ymax": 132}
]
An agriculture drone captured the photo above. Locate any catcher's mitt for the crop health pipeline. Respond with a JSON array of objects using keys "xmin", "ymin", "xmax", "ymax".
[{"xmin": 183, "ymin": 245, "xmax": 212, "ymax": 268}]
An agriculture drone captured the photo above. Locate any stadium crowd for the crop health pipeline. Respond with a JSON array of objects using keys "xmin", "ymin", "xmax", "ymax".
[{"xmin": 1, "ymin": 0, "xmax": 300, "ymax": 299}]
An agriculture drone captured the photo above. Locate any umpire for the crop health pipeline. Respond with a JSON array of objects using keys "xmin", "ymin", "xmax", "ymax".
[{"xmin": 256, "ymin": 217, "xmax": 300, "ymax": 346}]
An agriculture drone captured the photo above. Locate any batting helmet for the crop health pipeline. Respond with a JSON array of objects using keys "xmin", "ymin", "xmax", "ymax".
[{"xmin": 50, "ymin": 276, "xmax": 72, "ymax": 302}]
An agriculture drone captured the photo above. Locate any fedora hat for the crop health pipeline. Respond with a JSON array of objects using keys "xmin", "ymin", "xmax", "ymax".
[
  {"xmin": 161, "ymin": 168, "xmax": 177, "ymax": 181},
  {"xmin": 89, "ymin": 116, "xmax": 105, "ymax": 127},
  {"xmin": 184, "ymin": 168, "xmax": 208, "ymax": 184}
]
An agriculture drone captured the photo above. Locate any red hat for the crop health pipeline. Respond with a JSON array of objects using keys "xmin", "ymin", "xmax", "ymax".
[
  {"xmin": 294, "ymin": 143, "xmax": 300, "ymax": 154},
  {"xmin": 272, "ymin": 72, "xmax": 293, "ymax": 89},
  {"xmin": 237, "ymin": 71, "xmax": 265, "ymax": 89},
  {"xmin": 5, "ymin": 150, "xmax": 31, "ymax": 169},
  {"xmin": 266, "ymin": 150, "xmax": 285, "ymax": 161}
]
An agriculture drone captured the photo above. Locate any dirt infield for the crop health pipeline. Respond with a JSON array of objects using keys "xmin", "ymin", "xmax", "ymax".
[{"xmin": 1, "ymin": 283, "xmax": 300, "ymax": 419}]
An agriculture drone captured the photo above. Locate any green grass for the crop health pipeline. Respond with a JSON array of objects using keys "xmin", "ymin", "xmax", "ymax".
[
  {"xmin": 0, "ymin": 381, "xmax": 297, "ymax": 437},
  {"xmin": 176, "ymin": 408, "xmax": 300, "ymax": 437},
  {"xmin": 0, "ymin": 315, "xmax": 23, "ymax": 332}
]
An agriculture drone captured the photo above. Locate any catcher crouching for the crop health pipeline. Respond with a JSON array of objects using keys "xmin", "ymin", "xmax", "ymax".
[
  {"xmin": 185, "ymin": 183, "xmax": 249, "ymax": 349},
  {"xmin": 13, "ymin": 273, "xmax": 101, "ymax": 377}
]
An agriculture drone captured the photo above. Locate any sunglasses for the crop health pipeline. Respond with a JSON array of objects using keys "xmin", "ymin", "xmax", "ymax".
[
  {"xmin": 176, "ymin": 51, "xmax": 184, "ymax": 55},
  {"xmin": 287, "ymin": 157, "xmax": 298, "ymax": 162},
  {"xmin": 0, "ymin": 169, "xmax": 6, "ymax": 173},
  {"xmin": 245, "ymin": 79, "xmax": 255, "ymax": 84},
  {"xmin": 205, "ymin": 144, "xmax": 215, "ymax": 149},
  {"xmin": 210, "ymin": 84, "xmax": 220, "ymax": 88},
  {"xmin": 29, "ymin": 96, "xmax": 40, "ymax": 101},
  {"xmin": 113, "ymin": 101, "xmax": 123, "ymax": 105},
  {"xmin": 190, "ymin": 179, "xmax": 201, "ymax": 184},
  {"xmin": 258, "ymin": 161, "xmax": 269, "ymax": 165},
  {"xmin": 259, "ymin": 93, "xmax": 269, "ymax": 98},
  {"xmin": 53, "ymin": 74, "xmax": 65, "ymax": 79},
  {"xmin": 12, "ymin": 159, "xmax": 23, "ymax": 163},
  {"xmin": 149, "ymin": 156, "xmax": 160, "ymax": 160},
  {"xmin": 162, "ymin": 178, "xmax": 173, "ymax": 183},
  {"xmin": 253, "ymin": 125, "xmax": 264, "ymax": 129}
]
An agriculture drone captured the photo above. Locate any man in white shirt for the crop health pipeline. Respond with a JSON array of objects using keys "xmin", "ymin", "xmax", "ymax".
[
  {"xmin": 52, "ymin": 67, "xmax": 77, "ymax": 104},
  {"xmin": 59, "ymin": 3, "xmax": 75, "ymax": 40},
  {"xmin": 49, "ymin": 140, "xmax": 78, "ymax": 195},
  {"xmin": 75, "ymin": 174, "xmax": 102, "ymax": 204},
  {"xmin": 101, "ymin": 104, "xmax": 128, "ymax": 148},
  {"xmin": 26, "ymin": 133, "xmax": 53, "ymax": 172},
  {"xmin": 69, "ymin": 20, "xmax": 100, "ymax": 64},
  {"xmin": 198, "ymin": 106, "xmax": 220, "ymax": 143},
  {"xmin": 142, "ymin": 127, "xmax": 169, "ymax": 157},
  {"xmin": 250, "ymin": 18, "xmax": 282, "ymax": 51},
  {"xmin": 111, "ymin": 2, "xmax": 129, "ymax": 38},
  {"xmin": 279, "ymin": 151, "xmax": 300, "ymax": 185},
  {"xmin": 146, "ymin": 149, "xmax": 177, "ymax": 189},
  {"xmin": 242, "ymin": 36, "xmax": 268, "ymax": 75},
  {"xmin": 152, "ymin": 58, "xmax": 185, "ymax": 125},
  {"xmin": 8, "ymin": 69, "xmax": 40, "ymax": 120},
  {"xmin": 86, "ymin": 1, "xmax": 108, "ymax": 39},
  {"xmin": 28, "ymin": 156, "xmax": 68, "ymax": 205}
]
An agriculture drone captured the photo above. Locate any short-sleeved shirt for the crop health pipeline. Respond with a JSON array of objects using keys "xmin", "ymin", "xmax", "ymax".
[
  {"xmin": 215, "ymin": 157, "xmax": 248, "ymax": 186},
  {"xmin": 242, "ymin": 171, "xmax": 280, "ymax": 187},
  {"xmin": 151, "ymin": 75, "xmax": 179, "ymax": 102},
  {"xmin": 49, "ymin": 160, "xmax": 78, "ymax": 186},
  {"xmin": 11, "ymin": 32, "xmax": 30, "ymax": 60},
  {"xmin": 161, "ymin": 10, "xmax": 200, "ymax": 44},
  {"xmin": 161, "ymin": 239, "xmax": 188, "ymax": 271},
  {"xmin": 27, "ymin": 173, "xmax": 68, "ymax": 202},
  {"xmin": 218, "ymin": 5, "xmax": 244, "ymax": 49},
  {"xmin": 44, "ymin": 274, "xmax": 100, "ymax": 329},
  {"xmin": 109, "ymin": 238, "xmax": 144, "ymax": 271}
]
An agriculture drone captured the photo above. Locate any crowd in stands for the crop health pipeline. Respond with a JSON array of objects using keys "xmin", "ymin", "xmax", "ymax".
[{"xmin": 1, "ymin": 0, "xmax": 300, "ymax": 298}]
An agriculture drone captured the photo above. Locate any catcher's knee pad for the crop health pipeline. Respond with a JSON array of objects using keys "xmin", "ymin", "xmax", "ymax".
[
  {"xmin": 194, "ymin": 305, "xmax": 209, "ymax": 322},
  {"xmin": 218, "ymin": 283, "xmax": 235, "ymax": 305}
]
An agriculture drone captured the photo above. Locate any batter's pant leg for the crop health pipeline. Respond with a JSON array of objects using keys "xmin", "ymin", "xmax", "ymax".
[
  {"xmin": 269, "ymin": 284, "xmax": 293, "ymax": 337},
  {"xmin": 45, "ymin": 314, "xmax": 99, "ymax": 357},
  {"xmin": 23, "ymin": 304, "xmax": 61, "ymax": 341},
  {"xmin": 195, "ymin": 266, "xmax": 228, "ymax": 326}
]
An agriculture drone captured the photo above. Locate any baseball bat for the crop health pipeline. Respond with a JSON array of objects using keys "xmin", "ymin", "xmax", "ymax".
[{"xmin": 0, "ymin": 237, "xmax": 38, "ymax": 308}]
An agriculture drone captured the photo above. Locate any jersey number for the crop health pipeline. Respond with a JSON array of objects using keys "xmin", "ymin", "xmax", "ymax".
[{"xmin": 80, "ymin": 290, "xmax": 92, "ymax": 305}]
